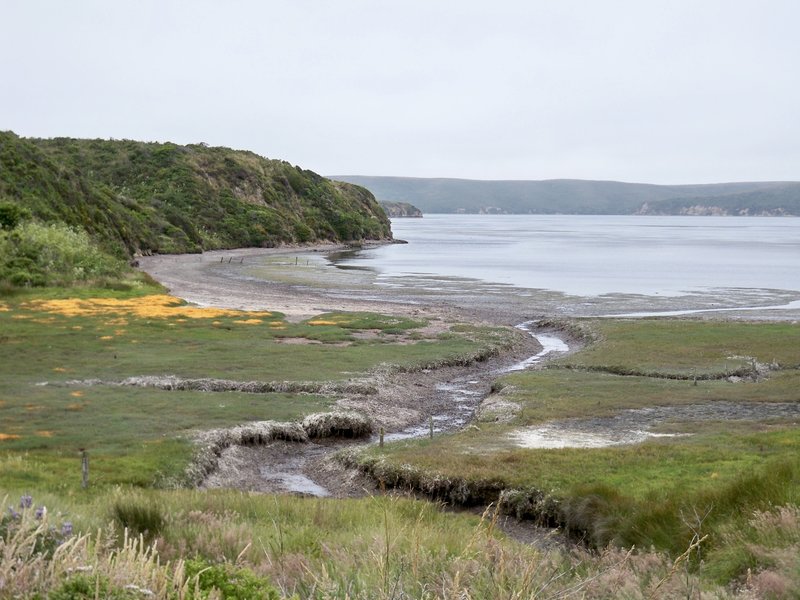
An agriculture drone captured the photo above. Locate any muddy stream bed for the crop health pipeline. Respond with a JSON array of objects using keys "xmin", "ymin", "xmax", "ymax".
[{"xmin": 201, "ymin": 323, "xmax": 571, "ymax": 497}]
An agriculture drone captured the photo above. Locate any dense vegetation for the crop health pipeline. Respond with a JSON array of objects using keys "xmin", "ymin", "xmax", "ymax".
[
  {"xmin": 0, "ymin": 131, "xmax": 391, "ymax": 261},
  {"xmin": 333, "ymin": 175, "xmax": 800, "ymax": 215}
]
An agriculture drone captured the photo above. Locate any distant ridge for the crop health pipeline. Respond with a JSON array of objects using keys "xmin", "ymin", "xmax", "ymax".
[{"xmin": 330, "ymin": 176, "xmax": 800, "ymax": 216}]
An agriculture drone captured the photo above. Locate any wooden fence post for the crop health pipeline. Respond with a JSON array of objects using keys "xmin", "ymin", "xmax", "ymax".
[{"xmin": 80, "ymin": 449, "xmax": 89, "ymax": 489}]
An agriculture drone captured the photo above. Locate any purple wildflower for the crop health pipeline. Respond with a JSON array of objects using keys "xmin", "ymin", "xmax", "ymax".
[
  {"xmin": 7, "ymin": 507, "xmax": 20, "ymax": 520},
  {"xmin": 20, "ymin": 495, "xmax": 33, "ymax": 509},
  {"xmin": 61, "ymin": 521, "xmax": 73, "ymax": 537},
  {"xmin": 34, "ymin": 506, "xmax": 45, "ymax": 520}
]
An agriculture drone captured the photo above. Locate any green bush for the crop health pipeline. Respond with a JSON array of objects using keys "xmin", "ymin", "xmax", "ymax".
[
  {"xmin": 0, "ymin": 200, "xmax": 30, "ymax": 229},
  {"xmin": 0, "ymin": 220, "xmax": 126, "ymax": 288},
  {"xmin": 183, "ymin": 559, "xmax": 280, "ymax": 599},
  {"xmin": 47, "ymin": 575, "xmax": 140, "ymax": 600}
]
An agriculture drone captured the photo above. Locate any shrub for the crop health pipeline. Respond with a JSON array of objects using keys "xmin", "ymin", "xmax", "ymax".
[
  {"xmin": 0, "ymin": 200, "xmax": 30, "ymax": 229},
  {"xmin": 183, "ymin": 559, "xmax": 280, "ymax": 600},
  {"xmin": 47, "ymin": 575, "xmax": 140, "ymax": 600},
  {"xmin": 0, "ymin": 220, "xmax": 126, "ymax": 287}
]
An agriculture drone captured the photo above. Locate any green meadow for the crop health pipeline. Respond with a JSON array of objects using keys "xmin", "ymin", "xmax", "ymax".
[
  {"xmin": 2, "ymin": 286, "xmax": 799, "ymax": 597},
  {"xmin": 0, "ymin": 285, "xmax": 513, "ymax": 493},
  {"xmin": 358, "ymin": 318, "xmax": 800, "ymax": 588}
]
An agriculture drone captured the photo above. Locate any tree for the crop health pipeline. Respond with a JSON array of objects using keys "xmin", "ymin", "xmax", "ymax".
[{"xmin": 0, "ymin": 201, "xmax": 30, "ymax": 230}]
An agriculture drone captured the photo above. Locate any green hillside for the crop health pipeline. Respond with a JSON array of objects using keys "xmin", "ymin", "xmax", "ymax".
[
  {"xmin": 331, "ymin": 175, "xmax": 800, "ymax": 215},
  {"xmin": 0, "ymin": 132, "xmax": 391, "ymax": 258},
  {"xmin": 637, "ymin": 183, "xmax": 800, "ymax": 215}
]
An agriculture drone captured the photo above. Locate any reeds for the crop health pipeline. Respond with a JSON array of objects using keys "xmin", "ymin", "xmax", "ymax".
[
  {"xmin": 58, "ymin": 376, "xmax": 378, "ymax": 396},
  {"xmin": 302, "ymin": 412, "xmax": 373, "ymax": 439},
  {"xmin": 0, "ymin": 495, "xmax": 180, "ymax": 599}
]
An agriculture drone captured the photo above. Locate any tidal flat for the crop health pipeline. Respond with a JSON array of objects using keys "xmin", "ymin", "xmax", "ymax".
[{"xmin": 1, "ymin": 242, "xmax": 798, "ymax": 598}]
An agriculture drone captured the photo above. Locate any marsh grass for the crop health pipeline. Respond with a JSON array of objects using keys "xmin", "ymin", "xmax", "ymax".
[
  {"xmin": 347, "ymin": 317, "xmax": 800, "ymax": 592},
  {"xmin": 112, "ymin": 496, "xmax": 167, "ymax": 541},
  {"xmin": 0, "ymin": 492, "xmax": 289, "ymax": 599},
  {"xmin": 556, "ymin": 319, "xmax": 800, "ymax": 375},
  {"xmin": 0, "ymin": 291, "xmax": 507, "ymax": 491},
  {"xmin": 305, "ymin": 311, "xmax": 427, "ymax": 332},
  {"xmin": 497, "ymin": 368, "xmax": 800, "ymax": 424},
  {"xmin": 2, "ymin": 489, "xmax": 734, "ymax": 599},
  {"xmin": 302, "ymin": 411, "xmax": 373, "ymax": 439}
]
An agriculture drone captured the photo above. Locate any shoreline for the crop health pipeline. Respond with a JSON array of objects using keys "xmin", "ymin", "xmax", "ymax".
[
  {"xmin": 136, "ymin": 245, "xmax": 562, "ymax": 500},
  {"xmin": 139, "ymin": 244, "xmax": 800, "ymax": 325}
]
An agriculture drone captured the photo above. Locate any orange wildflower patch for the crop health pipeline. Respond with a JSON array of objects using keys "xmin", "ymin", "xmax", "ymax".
[
  {"xmin": 70, "ymin": 391, "xmax": 84, "ymax": 398},
  {"xmin": 307, "ymin": 320, "xmax": 339, "ymax": 326},
  {"xmin": 72, "ymin": 325, "xmax": 83, "ymax": 330},
  {"xmin": 36, "ymin": 430, "xmax": 55, "ymax": 438},
  {"xmin": 24, "ymin": 295, "xmax": 273, "ymax": 321},
  {"xmin": 53, "ymin": 367, "xmax": 67, "ymax": 373},
  {"xmin": 0, "ymin": 433, "xmax": 21, "ymax": 441},
  {"xmin": 25, "ymin": 404, "xmax": 43, "ymax": 412},
  {"xmin": 0, "ymin": 303, "xmax": 9, "ymax": 312},
  {"xmin": 234, "ymin": 319, "xmax": 263, "ymax": 325},
  {"xmin": 66, "ymin": 403, "xmax": 84, "ymax": 411},
  {"xmin": 99, "ymin": 335, "xmax": 114, "ymax": 341}
]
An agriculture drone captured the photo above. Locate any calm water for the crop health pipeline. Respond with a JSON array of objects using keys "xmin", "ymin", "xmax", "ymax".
[{"xmin": 336, "ymin": 215, "xmax": 800, "ymax": 297}]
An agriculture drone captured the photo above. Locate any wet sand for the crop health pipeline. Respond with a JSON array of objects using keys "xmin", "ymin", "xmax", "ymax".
[{"xmin": 139, "ymin": 245, "xmax": 800, "ymax": 324}]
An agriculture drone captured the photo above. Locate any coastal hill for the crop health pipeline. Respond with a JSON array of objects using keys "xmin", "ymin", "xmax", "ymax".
[
  {"xmin": 0, "ymin": 132, "xmax": 392, "ymax": 258},
  {"xmin": 332, "ymin": 175, "xmax": 800, "ymax": 216},
  {"xmin": 379, "ymin": 200, "xmax": 423, "ymax": 218}
]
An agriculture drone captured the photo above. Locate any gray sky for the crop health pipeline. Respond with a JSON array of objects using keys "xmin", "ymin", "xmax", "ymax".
[{"xmin": 2, "ymin": 0, "xmax": 798, "ymax": 183}]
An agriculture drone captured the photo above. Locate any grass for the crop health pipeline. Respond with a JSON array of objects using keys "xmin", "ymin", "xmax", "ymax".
[
  {"xmin": 0, "ymin": 288, "xmax": 514, "ymax": 492},
  {"xmin": 0, "ymin": 487, "xmax": 740, "ymax": 599},
  {"xmin": 556, "ymin": 319, "xmax": 800, "ymax": 375},
  {"xmin": 3, "ymin": 292, "xmax": 799, "ymax": 596},
  {"xmin": 494, "ymin": 368, "xmax": 800, "ymax": 424},
  {"xmin": 0, "ymin": 292, "xmax": 502, "ymax": 383},
  {"xmin": 351, "ymin": 317, "xmax": 800, "ymax": 590}
]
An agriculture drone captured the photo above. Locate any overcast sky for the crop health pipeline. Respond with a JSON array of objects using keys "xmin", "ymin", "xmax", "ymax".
[{"xmin": 2, "ymin": 1, "xmax": 798, "ymax": 183}]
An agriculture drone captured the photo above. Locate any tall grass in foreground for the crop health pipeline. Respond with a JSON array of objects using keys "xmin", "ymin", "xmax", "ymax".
[
  {"xmin": 6, "ymin": 489, "xmax": 800, "ymax": 597},
  {"xmin": 0, "ymin": 494, "xmax": 281, "ymax": 599},
  {"xmin": 5, "ymin": 489, "xmax": 775, "ymax": 599}
]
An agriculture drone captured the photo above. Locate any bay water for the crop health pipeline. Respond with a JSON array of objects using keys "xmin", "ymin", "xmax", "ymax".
[{"xmin": 335, "ymin": 215, "xmax": 800, "ymax": 298}]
